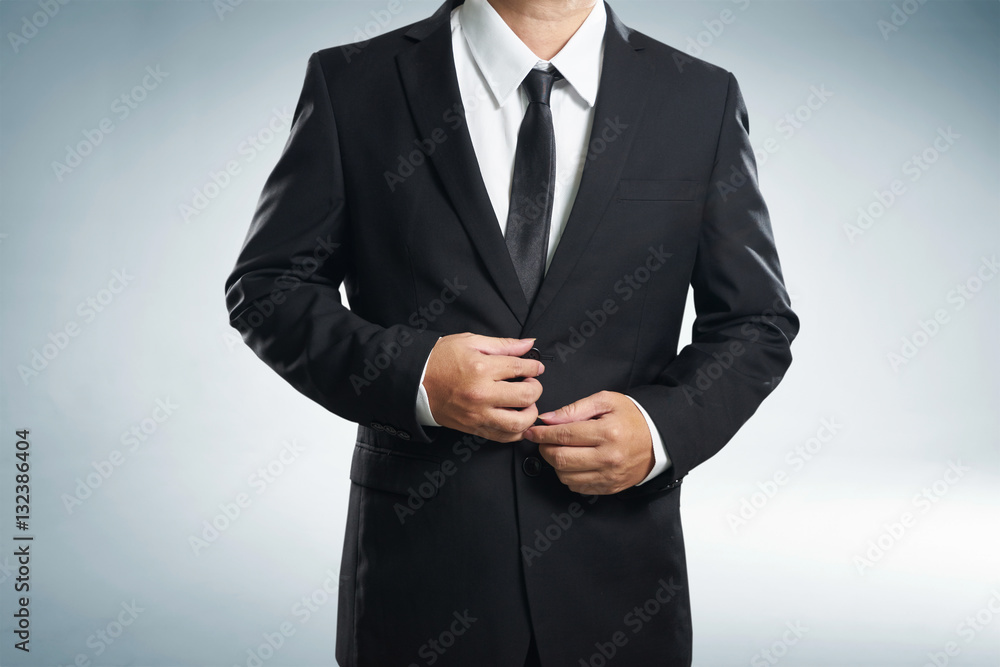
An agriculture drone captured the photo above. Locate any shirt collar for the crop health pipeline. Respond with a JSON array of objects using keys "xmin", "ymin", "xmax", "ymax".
[{"xmin": 458, "ymin": 0, "xmax": 605, "ymax": 108}]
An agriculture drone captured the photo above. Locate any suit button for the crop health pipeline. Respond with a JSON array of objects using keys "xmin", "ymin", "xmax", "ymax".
[
  {"xmin": 383, "ymin": 424, "xmax": 397, "ymax": 436},
  {"xmin": 522, "ymin": 457, "xmax": 542, "ymax": 477},
  {"xmin": 370, "ymin": 421, "xmax": 385, "ymax": 431},
  {"xmin": 522, "ymin": 347, "xmax": 541, "ymax": 361}
]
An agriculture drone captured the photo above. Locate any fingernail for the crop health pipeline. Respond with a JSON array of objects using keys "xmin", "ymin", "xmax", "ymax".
[{"xmin": 538, "ymin": 412, "xmax": 553, "ymax": 420}]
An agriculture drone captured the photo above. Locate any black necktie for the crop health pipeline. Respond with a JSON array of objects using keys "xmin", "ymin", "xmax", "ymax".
[{"xmin": 505, "ymin": 67, "xmax": 561, "ymax": 307}]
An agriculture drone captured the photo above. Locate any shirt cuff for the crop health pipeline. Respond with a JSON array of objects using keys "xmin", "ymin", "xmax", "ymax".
[
  {"xmin": 415, "ymin": 340, "xmax": 442, "ymax": 427},
  {"xmin": 625, "ymin": 395, "xmax": 670, "ymax": 486}
]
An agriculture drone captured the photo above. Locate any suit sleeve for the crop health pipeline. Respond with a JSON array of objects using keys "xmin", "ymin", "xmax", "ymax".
[
  {"xmin": 625, "ymin": 72, "xmax": 799, "ymax": 481},
  {"xmin": 224, "ymin": 53, "xmax": 443, "ymax": 443},
  {"xmin": 627, "ymin": 397, "xmax": 671, "ymax": 486}
]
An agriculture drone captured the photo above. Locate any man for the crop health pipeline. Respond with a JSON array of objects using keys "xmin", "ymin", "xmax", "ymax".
[{"xmin": 225, "ymin": 0, "xmax": 798, "ymax": 664}]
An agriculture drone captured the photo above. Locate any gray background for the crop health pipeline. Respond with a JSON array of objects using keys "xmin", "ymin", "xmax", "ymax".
[{"xmin": 1, "ymin": 0, "xmax": 997, "ymax": 665}]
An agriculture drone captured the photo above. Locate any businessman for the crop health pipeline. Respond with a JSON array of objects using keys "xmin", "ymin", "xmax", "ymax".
[{"xmin": 225, "ymin": 0, "xmax": 798, "ymax": 664}]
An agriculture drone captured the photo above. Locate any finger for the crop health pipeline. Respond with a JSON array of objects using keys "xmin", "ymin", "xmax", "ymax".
[
  {"xmin": 537, "ymin": 443, "xmax": 600, "ymax": 472},
  {"xmin": 554, "ymin": 470, "xmax": 619, "ymax": 496},
  {"xmin": 537, "ymin": 391, "xmax": 614, "ymax": 424},
  {"xmin": 474, "ymin": 335, "xmax": 537, "ymax": 358},
  {"xmin": 492, "ymin": 377, "xmax": 543, "ymax": 408},
  {"xmin": 493, "ymin": 357, "xmax": 545, "ymax": 381},
  {"xmin": 492, "ymin": 359, "xmax": 544, "ymax": 382},
  {"xmin": 525, "ymin": 420, "xmax": 604, "ymax": 447},
  {"xmin": 482, "ymin": 428, "xmax": 525, "ymax": 444},
  {"xmin": 554, "ymin": 470, "xmax": 602, "ymax": 487},
  {"xmin": 485, "ymin": 404, "xmax": 539, "ymax": 440}
]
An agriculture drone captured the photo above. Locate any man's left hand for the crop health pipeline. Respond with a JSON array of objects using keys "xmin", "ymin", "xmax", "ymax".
[{"xmin": 524, "ymin": 391, "xmax": 654, "ymax": 495}]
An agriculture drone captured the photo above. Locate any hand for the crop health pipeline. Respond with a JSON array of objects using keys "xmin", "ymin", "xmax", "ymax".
[
  {"xmin": 525, "ymin": 391, "xmax": 654, "ymax": 495},
  {"xmin": 423, "ymin": 333, "xmax": 545, "ymax": 442}
]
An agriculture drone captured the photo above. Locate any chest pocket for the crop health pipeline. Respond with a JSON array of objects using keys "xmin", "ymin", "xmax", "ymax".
[{"xmin": 615, "ymin": 179, "xmax": 702, "ymax": 202}]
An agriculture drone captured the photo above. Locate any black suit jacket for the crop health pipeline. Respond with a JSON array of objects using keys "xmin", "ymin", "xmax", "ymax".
[{"xmin": 225, "ymin": 1, "xmax": 798, "ymax": 664}]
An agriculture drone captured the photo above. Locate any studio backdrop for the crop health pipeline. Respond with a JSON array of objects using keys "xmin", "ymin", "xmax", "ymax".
[{"xmin": 1, "ymin": 0, "xmax": 997, "ymax": 665}]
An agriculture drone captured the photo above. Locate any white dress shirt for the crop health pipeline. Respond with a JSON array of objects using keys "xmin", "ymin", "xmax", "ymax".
[{"xmin": 414, "ymin": 0, "xmax": 670, "ymax": 485}]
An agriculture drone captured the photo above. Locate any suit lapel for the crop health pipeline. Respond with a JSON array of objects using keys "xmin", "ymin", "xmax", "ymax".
[
  {"xmin": 396, "ymin": 0, "xmax": 530, "ymax": 324},
  {"xmin": 396, "ymin": 0, "xmax": 652, "ymax": 331},
  {"xmin": 524, "ymin": 3, "xmax": 652, "ymax": 332}
]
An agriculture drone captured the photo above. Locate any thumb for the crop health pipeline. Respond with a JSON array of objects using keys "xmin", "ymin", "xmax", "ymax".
[
  {"xmin": 538, "ymin": 393, "xmax": 608, "ymax": 424},
  {"xmin": 477, "ymin": 336, "xmax": 536, "ymax": 357}
]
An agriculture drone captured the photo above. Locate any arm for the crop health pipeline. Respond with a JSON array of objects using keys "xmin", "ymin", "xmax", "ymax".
[
  {"xmin": 529, "ymin": 72, "xmax": 798, "ymax": 492},
  {"xmin": 623, "ymin": 71, "xmax": 799, "ymax": 481},
  {"xmin": 227, "ymin": 55, "xmax": 545, "ymax": 444},
  {"xmin": 224, "ymin": 53, "xmax": 442, "ymax": 442}
]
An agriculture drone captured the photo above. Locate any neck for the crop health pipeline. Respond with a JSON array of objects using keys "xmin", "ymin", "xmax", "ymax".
[{"xmin": 486, "ymin": 0, "xmax": 598, "ymax": 60}]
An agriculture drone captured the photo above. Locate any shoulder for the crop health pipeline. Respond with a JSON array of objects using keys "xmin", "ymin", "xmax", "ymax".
[
  {"xmin": 310, "ymin": 5, "xmax": 453, "ymax": 80},
  {"xmin": 624, "ymin": 23, "xmax": 735, "ymax": 90}
]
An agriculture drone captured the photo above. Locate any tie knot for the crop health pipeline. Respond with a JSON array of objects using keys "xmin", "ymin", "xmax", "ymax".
[{"xmin": 522, "ymin": 67, "xmax": 561, "ymax": 106}]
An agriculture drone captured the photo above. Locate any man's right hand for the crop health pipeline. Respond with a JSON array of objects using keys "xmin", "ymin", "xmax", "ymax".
[{"xmin": 422, "ymin": 334, "xmax": 544, "ymax": 442}]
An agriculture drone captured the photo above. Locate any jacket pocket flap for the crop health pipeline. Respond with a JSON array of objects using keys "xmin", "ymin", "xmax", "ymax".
[{"xmin": 349, "ymin": 443, "xmax": 443, "ymax": 498}]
